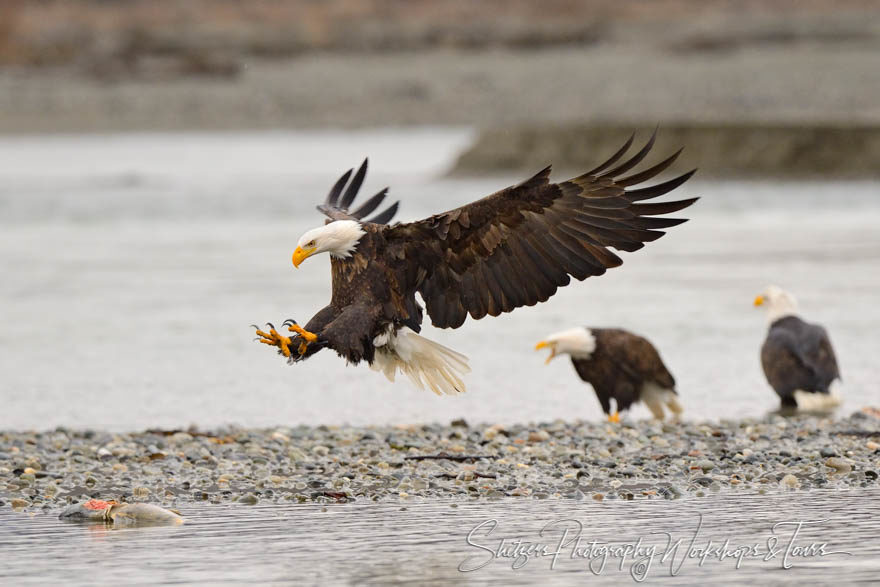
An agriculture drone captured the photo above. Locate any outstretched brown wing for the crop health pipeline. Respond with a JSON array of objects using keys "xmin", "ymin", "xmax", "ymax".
[
  {"xmin": 317, "ymin": 158, "xmax": 399, "ymax": 224},
  {"xmin": 384, "ymin": 131, "xmax": 698, "ymax": 329}
]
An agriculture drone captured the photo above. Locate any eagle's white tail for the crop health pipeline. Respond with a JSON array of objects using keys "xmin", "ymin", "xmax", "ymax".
[
  {"xmin": 641, "ymin": 383, "xmax": 684, "ymax": 421},
  {"xmin": 371, "ymin": 327, "xmax": 471, "ymax": 395},
  {"xmin": 793, "ymin": 380, "xmax": 842, "ymax": 411}
]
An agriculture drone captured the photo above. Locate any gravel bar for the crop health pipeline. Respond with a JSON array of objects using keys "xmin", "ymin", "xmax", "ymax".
[{"xmin": 3, "ymin": 412, "xmax": 879, "ymax": 511}]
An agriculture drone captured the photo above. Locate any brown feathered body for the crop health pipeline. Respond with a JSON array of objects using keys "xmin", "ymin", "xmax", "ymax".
[
  {"xmin": 570, "ymin": 329, "xmax": 677, "ymax": 415},
  {"xmin": 300, "ymin": 229, "xmax": 423, "ymax": 364},
  {"xmin": 761, "ymin": 315, "xmax": 841, "ymax": 408}
]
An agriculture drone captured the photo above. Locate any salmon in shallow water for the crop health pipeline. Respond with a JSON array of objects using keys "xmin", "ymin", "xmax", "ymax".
[{"xmin": 59, "ymin": 500, "xmax": 184, "ymax": 525}]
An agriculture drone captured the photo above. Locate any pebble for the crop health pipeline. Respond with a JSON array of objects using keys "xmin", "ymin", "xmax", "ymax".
[
  {"xmin": 825, "ymin": 457, "xmax": 853, "ymax": 473},
  {"xmin": 696, "ymin": 460, "xmax": 715, "ymax": 472},
  {"xmin": 780, "ymin": 474, "xmax": 800, "ymax": 489},
  {"xmin": 483, "ymin": 425, "xmax": 505, "ymax": 441},
  {"xmin": 528, "ymin": 430, "xmax": 550, "ymax": 442}
]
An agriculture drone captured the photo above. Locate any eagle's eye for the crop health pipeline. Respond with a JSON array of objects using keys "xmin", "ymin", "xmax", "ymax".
[{"xmin": 307, "ymin": 240, "xmax": 316, "ymax": 248}]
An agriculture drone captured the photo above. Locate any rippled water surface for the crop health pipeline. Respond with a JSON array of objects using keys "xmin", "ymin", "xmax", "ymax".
[
  {"xmin": 1, "ymin": 489, "xmax": 878, "ymax": 585},
  {"xmin": 1, "ymin": 130, "xmax": 879, "ymax": 430}
]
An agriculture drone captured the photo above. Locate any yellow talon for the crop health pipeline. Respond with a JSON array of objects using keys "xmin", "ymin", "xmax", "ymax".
[
  {"xmin": 608, "ymin": 411, "xmax": 621, "ymax": 424},
  {"xmin": 288, "ymin": 323, "xmax": 318, "ymax": 343},
  {"xmin": 254, "ymin": 327, "xmax": 292, "ymax": 357}
]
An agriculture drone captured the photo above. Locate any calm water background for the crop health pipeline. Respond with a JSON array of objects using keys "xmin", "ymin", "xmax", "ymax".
[
  {"xmin": 0, "ymin": 129, "xmax": 878, "ymax": 431},
  {"xmin": 1, "ymin": 489, "xmax": 878, "ymax": 585}
]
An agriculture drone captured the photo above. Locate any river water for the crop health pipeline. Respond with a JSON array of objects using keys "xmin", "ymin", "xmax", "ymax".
[
  {"xmin": 0, "ymin": 129, "xmax": 878, "ymax": 430},
  {"xmin": 1, "ymin": 488, "xmax": 878, "ymax": 585}
]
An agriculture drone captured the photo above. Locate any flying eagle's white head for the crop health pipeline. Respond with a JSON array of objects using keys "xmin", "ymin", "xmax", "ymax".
[
  {"xmin": 292, "ymin": 220, "xmax": 367, "ymax": 267},
  {"xmin": 534, "ymin": 327, "xmax": 597, "ymax": 364},
  {"xmin": 754, "ymin": 284, "xmax": 799, "ymax": 323}
]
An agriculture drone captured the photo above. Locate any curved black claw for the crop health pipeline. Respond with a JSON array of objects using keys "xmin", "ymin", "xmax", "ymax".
[
  {"xmin": 265, "ymin": 322, "xmax": 276, "ymax": 330},
  {"xmin": 250, "ymin": 324, "xmax": 260, "ymax": 330},
  {"xmin": 282, "ymin": 319, "xmax": 298, "ymax": 328}
]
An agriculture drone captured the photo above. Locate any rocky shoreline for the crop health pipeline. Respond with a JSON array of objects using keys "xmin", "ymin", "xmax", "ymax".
[
  {"xmin": 2, "ymin": 411, "xmax": 879, "ymax": 512},
  {"xmin": 450, "ymin": 123, "xmax": 880, "ymax": 178}
]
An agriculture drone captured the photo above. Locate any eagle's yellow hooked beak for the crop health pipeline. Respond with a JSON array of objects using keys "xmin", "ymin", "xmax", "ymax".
[
  {"xmin": 292, "ymin": 245, "xmax": 316, "ymax": 268},
  {"xmin": 535, "ymin": 340, "xmax": 557, "ymax": 365},
  {"xmin": 753, "ymin": 295, "xmax": 765, "ymax": 307}
]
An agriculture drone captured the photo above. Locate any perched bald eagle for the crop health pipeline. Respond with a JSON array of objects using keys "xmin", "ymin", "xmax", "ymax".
[
  {"xmin": 535, "ymin": 327, "xmax": 682, "ymax": 421},
  {"xmin": 754, "ymin": 285, "xmax": 842, "ymax": 411},
  {"xmin": 255, "ymin": 132, "xmax": 697, "ymax": 395}
]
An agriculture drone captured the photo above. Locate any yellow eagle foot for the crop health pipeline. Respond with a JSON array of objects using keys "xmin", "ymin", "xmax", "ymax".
[
  {"xmin": 252, "ymin": 322, "xmax": 293, "ymax": 358},
  {"xmin": 607, "ymin": 411, "xmax": 621, "ymax": 424},
  {"xmin": 283, "ymin": 319, "xmax": 318, "ymax": 356}
]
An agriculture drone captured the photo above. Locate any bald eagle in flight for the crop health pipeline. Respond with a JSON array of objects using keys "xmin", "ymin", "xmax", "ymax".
[
  {"xmin": 754, "ymin": 286, "xmax": 842, "ymax": 411},
  {"xmin": 535, "ymin": 327, "xmax": 682, "ymax": 422},
  {"xmin": 254, "ymin": 132, "xmax": 697, "ymax": 395}
]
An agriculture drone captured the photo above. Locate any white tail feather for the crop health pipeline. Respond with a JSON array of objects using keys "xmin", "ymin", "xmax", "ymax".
[
  {"xmin": 793, "ymin": 380, "xmax": 842, "ymax": 411},
  {"xmin": 641, "ymin": 383, "xmax": 684, "ymax": 421},
  {"xmin": 371, "ymin": 327, "xmax": 471, "ymax": 395}
]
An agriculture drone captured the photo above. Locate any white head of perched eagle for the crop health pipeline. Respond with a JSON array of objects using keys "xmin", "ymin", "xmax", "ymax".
[
  {"xmin": 536, "ymin": 326, "xmax": 682, "ymax": 422},
  {"xmin": 535, "ymin": 327, "xmax": 597, "ymax": 363},
  {"xmin": 254, "ymin": 130, "xmax": 698, "ymax": 396},
  {"xmin": 754, "ymin": 285, "xmax": 799, "ymax": 323}
]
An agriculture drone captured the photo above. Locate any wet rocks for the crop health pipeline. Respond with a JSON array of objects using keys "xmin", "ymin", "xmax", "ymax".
[{"xmin": 1, "ymin": 412, "xmax": 879, "ymax": 508}]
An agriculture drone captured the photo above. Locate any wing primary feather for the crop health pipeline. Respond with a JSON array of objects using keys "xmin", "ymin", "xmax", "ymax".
[
  {"xmin": 571, "ymin": 213, "xmax": 644, "ymax": 232},
  {"xmin": 326, "ymin": 168, "xmax": 353, "ymax": 206},
  {"xmin": 616, "ymin": 148, "xmax": 683, "ymax": 187},
  {"xmin": 626, "ymin": 170, "xmax": 697, "ymax": 201},
  {"xmin": 350, "ymin": 188, "xmax": 388, "ymax": 219},
  {"xmin": 597, "ymin": 128, "xmax": 657, "ymax": 178},
  {"xmin": 580, "ymin": 133, "xmax": 635, "ymax": 176},
  {"xmin": 487, "ymin": 253, "xmax": 521, "ymax": 310},
  {"xmin": 368, "ymin": 201, "xmax": 399, "ymax": 224},
  {"xmin": 630, "ymin": 197, "xmax": 699, "ymax": 216},
  {"xmin": 578, "ymin": 196, "xmax": 631, "ymax": 210},
  {"xmin": 339, "ymin": 158, "xmax": 368, "ymax": 209},
  {"xmin": 628, "ymin": 217, "xmax": 688, "ymax": 229},
  {"xmin": 506, "ymin": 238, "xmax": 553, "ymax": 290}
]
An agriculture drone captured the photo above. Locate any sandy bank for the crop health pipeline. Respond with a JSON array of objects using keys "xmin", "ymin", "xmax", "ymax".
[{"xmin": 1, "ymin": 42, "xmax": 878, "ymax": 136}]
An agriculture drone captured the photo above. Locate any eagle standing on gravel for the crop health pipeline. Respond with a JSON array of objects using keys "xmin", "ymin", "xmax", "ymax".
[
  {"xmin": 535, "ymin": 327, "xmax": 683, "ymax": 422},
  {"xmin": 754, "ymin": 285, "xmax": 842, "ymax": 411},
  {"xmin": 254, "ymin": 131, "xmax": 697, "ymax": 395}
]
